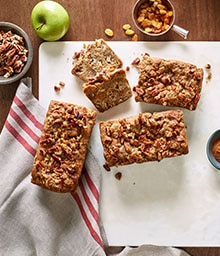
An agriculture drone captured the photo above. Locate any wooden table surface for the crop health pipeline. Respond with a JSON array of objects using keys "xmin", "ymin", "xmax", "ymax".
[{"xmin": 1, "ymin": 0, "xmax": 220, "ymax": 255}]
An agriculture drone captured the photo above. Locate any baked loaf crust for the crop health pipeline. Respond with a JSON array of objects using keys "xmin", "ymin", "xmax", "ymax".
[
  {"xmin": 71, "ymin": 38, "xmax": 123, "ymax": 82},
  {"xmin": 83, "ymin": 69, "xmax": 132, "ymax": 112},
  {"xmin": 31, "ymin": 100, "xmax": 96, "ymax": 193},
  {"xmin": 99, "ymin": 109, "xmax": 188, "ymax": 167},
  {"xmin": 133, "ymin": 54, "xmax": 204, "ymax": 110}
]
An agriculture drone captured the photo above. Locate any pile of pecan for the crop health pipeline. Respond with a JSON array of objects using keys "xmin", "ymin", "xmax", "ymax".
[{"xmin": 0, "ymin": 30, "xmax": 28, "ymax": 78}]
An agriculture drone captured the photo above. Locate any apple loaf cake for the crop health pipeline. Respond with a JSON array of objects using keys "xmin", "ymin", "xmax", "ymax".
[
  {"xmin": 132, "ymin": 53, "xmax": 204, "ymax": 110},
  {"xmin": 31, "ymin": 100, "xmax": 96, "ymax": 193},
  {"xmin": 99, "ymin": 109, "xmax": 188, "ymax": 168},
  {"xmin": 71, "ymin": 38, "xmax": 123, "ymax": 82},
  {"xmin": 83, "ymin": 69, "xmax": 132, "ymax": 112}
]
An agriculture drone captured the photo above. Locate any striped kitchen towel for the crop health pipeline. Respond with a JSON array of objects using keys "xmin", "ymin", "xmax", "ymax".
[
  {"xmin": 0, "ymin": 78, "xmax": 190, "ymax": 256},
  {"xmin": 0, "ymin": 78, "xmax": 106, "ymax": 256}
]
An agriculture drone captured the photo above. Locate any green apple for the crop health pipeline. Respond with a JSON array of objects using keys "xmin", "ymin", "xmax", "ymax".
[{"xmin": 31, "ymin": 0, "xmax": 69, "ymax": 41}]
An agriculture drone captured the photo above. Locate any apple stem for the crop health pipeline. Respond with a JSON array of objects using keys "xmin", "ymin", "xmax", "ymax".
[{"xmin": 36, "ymin": 23, "xmax": 45, "ymax": 30}]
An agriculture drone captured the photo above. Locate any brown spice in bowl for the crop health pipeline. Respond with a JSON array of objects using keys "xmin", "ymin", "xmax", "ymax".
[{"xmin": 212, "ymin": 139, "xmax": 220, "ymax": 163}]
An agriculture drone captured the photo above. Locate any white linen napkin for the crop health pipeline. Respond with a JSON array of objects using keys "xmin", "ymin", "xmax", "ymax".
[{"xmin": 0, "ymin": 78, "xmax": 191, "ymax": 256}]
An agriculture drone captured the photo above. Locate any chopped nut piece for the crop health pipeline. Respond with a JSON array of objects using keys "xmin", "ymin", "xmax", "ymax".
[
  {"xmin": 115, "ymin": 172, "xmax": 122, "ymax": 180},
  {"xmin": 59, "ymin": 81, "xmax": 65, "ymax": 87},
  {"xmin": 54, "ymin": 85, "xmax": 61, "ymax": 92},
  {"xmin": 126, "ymin": 66, "xmax": 130, "ymax": 71},
  {"xmin": 131, "ymin": 57, "xmax": 141, "ymax": 65},
  {"xmin": 204, "ymin": 63, "xmax": 212, "ymax": 83},
  {"xmin": 103, "ymin": 163, "xmax": 111, "ymax": 172},
  {"xmin": 206, "ymin": 72, "xmax": 212, "ymax": 83},
  {"xmin": 205, "ymin": 63, "xmax": 211, "ymax": 69}
]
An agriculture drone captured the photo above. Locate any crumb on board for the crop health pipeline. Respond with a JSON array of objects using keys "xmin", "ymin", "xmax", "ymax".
[
  {"xmin": 59, "ymin": 81, "xmax": 65, "ymax": 87},
  {"xmin": 54, "ymin": 85, "xmax": 61, "ymax": 92},
  {"xmin": 103, "ymin": 163, "xmax": 111, "ymax": 172},
  {"xmin": 126, "ymin": 66, "xmax": 130, "ymax": 71},
  {"xmin": 54, "ymin": 81, "xmax": 66, "ymax": 92},
  {"xmin": 115, "ymin": 172, "xmax": 122, "ymax": 180},
  {"xmin": 205, "ymin": 63, "xmax": 212, "ymax": 83},
  {"xmin": 205, "ymin": 63, "xmax": 211, "ymax": 70},
  {"xmin": 206, "ymin": 72, "xmax": 212, "ymax": 83}
]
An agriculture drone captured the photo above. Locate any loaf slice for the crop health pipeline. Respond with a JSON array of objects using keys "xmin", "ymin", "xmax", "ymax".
[
  {"xmin": 31, "ymin": 100, "xmax": 96, "ymax": 193},
  {"xmin": 71, "ymin": 38, "xmax": 123, "ymax": 82},
  {"xmin": 83, "ymin": 69, "xmax": 132, "ymax": 112},
  {"xmin": 99, "ymin": 109, "xmax": 188, "ymax": 168},
  {"xmin": 133, "ymin": 53, "xmax": 203, "ymax": 110}
]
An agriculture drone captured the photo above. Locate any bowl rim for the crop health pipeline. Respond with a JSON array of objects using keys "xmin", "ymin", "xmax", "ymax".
[
  {"xmin": 206, "ymin": 129, "xmax": 220, "ymax": 170},
  {"xmin": 132, "ymin": 0, "xmax": 176, "ymax": 37},
  {"xmin": 0, "ymin": 21, "xmax": 33, "ymax": 85}
]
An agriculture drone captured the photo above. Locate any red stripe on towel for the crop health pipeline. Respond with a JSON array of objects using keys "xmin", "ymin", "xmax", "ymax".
[
  {"xmin": 72, "ymin": 192, "xmax": 104, "ymax": 249},
  {"xmin": 9, "ymin": 108, "xmax": 40, "ymax": 144},
  {"xmin": 83, "ymin": 166, "xmax": 99, "ymax": 202},
  {"xmin": 79, "ymin": 179, "xmax": 99, "ymax": 224},
  {"xmin": 14, "ymin": 95, "xmax": 44, "ymax": 131},
  {"xmin": 5, "ymin": 120, "xmax": 36, "ymax": 156}
]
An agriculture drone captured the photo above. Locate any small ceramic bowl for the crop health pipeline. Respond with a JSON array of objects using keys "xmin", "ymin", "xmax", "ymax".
[
  {"xmin": 206, "ymin": 129, "xmax": 220, "ymax": 170},
  {"xmin": 132, "ymin": 0, "xmax": 189, "ymax": 39},
  {"xmin": 0, "ymin": 22, "xmax": 33, "ymax": 85}
]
